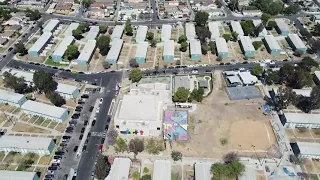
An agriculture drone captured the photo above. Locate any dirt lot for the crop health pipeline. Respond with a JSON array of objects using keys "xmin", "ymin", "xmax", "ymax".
[{"xmin": 171, "ymin": 75, "xmax": 276, "ymax": 158}]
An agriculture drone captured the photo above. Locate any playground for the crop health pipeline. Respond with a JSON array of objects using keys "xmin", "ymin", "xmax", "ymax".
[
  {"xmin": 171, "ymin": 84, "xmax": 277, "ymax": 158},
  {"xmin": 163, "ymin": 110, "xmax": 189, "ymax": 141}
]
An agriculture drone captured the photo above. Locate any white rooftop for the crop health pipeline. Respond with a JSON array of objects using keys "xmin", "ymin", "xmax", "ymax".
[
  {"xmin": 216, "ymin": 37, "xmax": 228, "ymax": 53},
  {"xmin": 0, "ymin": 89, "xmax": 25, "ymax": 103},
  {"xmin": 106, "ymin": 158, "xmax": 131, "ymax": 180},
  {"xmin": 238, "ymin": 71, "xmax": 258, "ymax": 84},
  {"xmin": 275, "ymin": 19, "xmax": 290, "ymax": 32},
  {"xmin": 163, "ymin": 40, "xmax": 174, "ymax": 57},
  {"xmin": 29, "ymin": 32, "xmax": 52, "ymax": 53},
  {"xmin": 161, "ymin": 24, "xmax": 172, "ymax": 41},
  {"xmin": 252, "ymin": 19, "xmax": 268, "ymax": 37},
  {"xmin": 0, "ymin": 170, "xmax": 38, "ymax": 180},
  {"xmin": 64, "ymin": 23, "xmax": 79, "ymax": 36},
  {"xmin": 52, "ymin": 36, "xmax": 74, "ymax": 58},
  {"xmin": 0, "ymin": 136, "xmax": 52, "ymax": 150},
  {"xmin": 195, "ymin": 163, "xmax": 212, "ymax": 180},
  {"xmin": 111, "ymin": 25, "xmax": 124, "ymax": 39},
  {"xmin": 315, "ymin": 71, "xmax": 320, "ymax": 81},
  {"xmin": 106, "ymin": 39, "xmax": 123, "ymax": 61},
  {"xmin": 288, "ymin": 34, "xmax": 307, "ymax": 49},
  {"xmin": 284, "ymin": 113, "xmax": 320, "ymax": 124},
  {"xmin": 86, "ymin": 26, "xmax": 99, "ymax": 40},
  {"xmin": 135, "ymin": 42, "xmax": 148, "ymax": 58},
  {"xmin": 153, "ymin": 160, "xmax": 171, "ymax": 180},
  {"xmin": 190, "ymin": 39, "xmax": 201, "ymax": 55},
  {"xmin": 264, "ymin": 35, "xmax": 281, "ymax": 50},
  {"xmin": 239, "ymin": 36, "xmax": 255, "ymax": 52},
  {"xmin": 230, "ymin": 21, "xmax": 244, "ymax": 36},
  {"xmin": 185, "ymin": 23, "xmax": 196, "ymax": 40},
  {"xmin": 2, "ymin": 68, "xmax": 33, "ymax": 82},
  {"xmin": 78, "ymin": 40, "xmax": 96, "ymax": 62},
  {"xmin": 136, "ymin": 26, "xmax": 148, "ymax": 41},
  {"xmin": 227, "ymin": 75, "xmax": 242, "ymax": 84},
  {"xmin": 21, "ymin": 100, "xmax": 68, "ymax": 119},
  {"xmin": 43, "ymin": 19, "xmax": 59, "ymax": 32},
  {"xmin": 208, "ymin": 21, "xmax": 220, "ymax": 39},
  {"xmin": 56, "ymin": 83, "xmax": 78, "ymax": 95},
  {"xmin": 292, "ymin": 89, "xmax": 312, "ymax": 97},
  {"xmin": 297, "ymin": 142, "xmax": 320, "ymax": 156}
]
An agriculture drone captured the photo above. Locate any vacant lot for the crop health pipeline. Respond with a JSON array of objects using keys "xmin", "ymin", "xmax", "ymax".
[{"xmin": 172, "ymin": 75, "xmax": 276, "ymax": 158}]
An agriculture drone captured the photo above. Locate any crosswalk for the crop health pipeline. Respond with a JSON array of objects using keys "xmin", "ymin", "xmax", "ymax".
[{"xmin": 91, "ymin": 132, "xmax": 106, "ymax": 137}]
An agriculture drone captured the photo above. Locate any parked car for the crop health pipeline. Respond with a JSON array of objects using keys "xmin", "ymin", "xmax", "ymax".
[
  {"xmin": 71, "ymin": 114, "xmax": 80, "ymax": 119},
  {"xmin": 45, "ymin": 174, "xmax": 54, "ymax": 178},
  {"xmin": 89, "ymin": 106, "xmax": 94, "ymax": 112},
  {"xmin": 51, "ymin": 163, "xmax": 60, "ymax": 167},
  {"xmin": 79, "ymin": 134, "xmax": 83, "ymax": 140},
  {"xmin": 99, "ymin": 98, "xmax": 103, "ymax": 104},
  {"xmin": 92, "ymin": 120, "xmax": 96, "ymax": 126},
  {"xmin": 55, "ymin": 151, "xmax": 64, "ymax": 156},
  {"xmin": 53, "ymin": 156, "xmax": 62, "ymax": 160},
  {"xmin": 62, "ymin": 136, "xmax": 70, "ymax": 139},
  {"xmin": 48, "ymin": 166, "xmax": 58, "ymax": 170},
  {"xmin": 81, "ymin": 94, "xmax": 89, "ymax": 98},
  {"xmin": 84, "ymin": 120, "xmax": 88, "ymax": 126},
  {"xmin": 73, "ymin": 146, "xmax": 78, "ymax": 152},
  {"xmin": 81, "ymin": 127, "xmax": 85, "ymax": 133}
]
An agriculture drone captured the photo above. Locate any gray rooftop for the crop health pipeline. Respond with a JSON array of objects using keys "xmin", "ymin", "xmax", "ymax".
[
  {"xmin": 116, "ymin": 94, "xmax": 162, "ymax": 121},
  {"xmin": 21, "ymin": 100, "xmax": 68, "ymax": 119},
  {"xmin": 64, "ymin": 23, "xmax": 79, "ymax": 36},
  {"xmin": 297, "ymin": 142, "xmax": 320, "ymax": 156},
  {"xmin": 195, "ymin": 163, "xmax": 212, "ymax": 180},
  {"xmin": 208, "ymin": 21, "xmax": 220, "ymax": 39},
  {"xmin": 190, "ymin": 39, "xmax": 201, "ymax": 55},
  {"xmin": 0, "ymin": 136, "xmax": 53, "ymax": 151},
  {"xmin": 0, "ymin": 89, "xmax": 25, "ymax": 103},
  {"xmin": 275, "ymin": 19, "xmax": 290, "ymax": 32},
  {"xmin": 136, "ymin": 26, "xmax": 148, "ymax": 41},
  {"xmin": 230, "ymin": 21, "xmax": 244, "ymax": 36},
  {"xmin": 52, "ymin": 36, "xmax": 74, "ymax": 58},
  {"xmin": 56, "ymin": 83, "xmax": 78, "ymax": 95},
  {"xmin": 252, "ymin": 19, "xmax": 268, "ymax": 37},
  {"xmin": 86, "ymin": 26, "xmax": 99, "ymax": 40},
  {"xmin": 28, "ymin": 32, "xmax": 52, "ymax": 53},
  {"xmin": 216, "ymin": 37, "xmax": 228, "ymax": 53},
  {"xmin": 78, "ymin": 40, "xmax": 96, "ymax": 62},
  {"xmin": 107, "ymin": 158, "xmax": 131, "ymax": 180},
  {"xmin": 0, "ymin": 37, "xmax": 7, "ymax": 44},
  {"xmin": 135, "ymin": 42, "xmax": 148, "ymax": 58},
  {"xmin": 163, "ymin": 40, "xmax": 174, "ymax": 57},
  {"xmin": 161, "ymin": 24, "xmax": 172, "ymax": 41},
  {"xmin": 284, "ymin": 113, "xmax": 320, "ymax": 125},
  {"xmin": 106, "ymin": 39, "xmax": 123, "ymax": 61},
  {"xmin": 0, "ymin": 170, "xmax": 38, "ymax": 180},
  {"xmin": 153, "ymin": 160, "xmax": 171, "ymax": 180},
  {"xmin": 174, "ymin": 76, "xmax": 190, "ymax": 91},
  {"xmin": 264, "ymin": 35, "xmax": 281, "ymax": 50},
  {"xmin": 43, "ymin": 19, "xmax": 59, "ymax": 32},
  {"xmin": 288, "ymin": 34, "xmax": 307, "ymax": 49},
  {"xmin": 239, "ymin": 36, "xmax": 255, "ymax": 52},
  {"xmin": 185, "ymin": 23, "xmax": 196, "ymax": 40},
  {"xmin": 111, "ymin": 25, "xmax": 124, "ymax": 39}
]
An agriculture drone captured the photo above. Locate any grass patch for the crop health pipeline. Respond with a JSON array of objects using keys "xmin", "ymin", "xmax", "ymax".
[
  {"xmin": 38, "ymin": 155, "xmax": 52, "ymax": 165},
  {"xmin": 12, "ymin": 122, "xmax": 50, "ymax": 133},
  {"xmin": 220, "ymin": 138, "xmax": 228, "ymax": 146},
  {"xmin": 5, "ymin": 106, "xmax": 17, "ymax": 113},
  {"xmin": 3, "ymin": 152, "xmax": 23, "ymax": 164},
  {"xmin": 0, "ymin": 151, "xmax": 5, "ymax": 161},
  {"xmin": 35, "ymin": 117, "xmax": 45, "ymax": 125},
  {"xmin": 45, "ymin": 57, "xmax": 68, "ymax": 67},
  {"xmin": 12, "ymin": 108, "xmax": 21, "ymax": 114},
  {"xmin": 41, "ymin": 119, "xmax": 51, "ymax": 127},
  {"xmin": 28, "ymin": 116, "xmax": 38, "ymax": 123}
]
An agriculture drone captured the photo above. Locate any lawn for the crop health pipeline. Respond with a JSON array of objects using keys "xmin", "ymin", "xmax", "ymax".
[
  {"xmin": 28, "ymin": 116, "xmax": 38, "ymax": 123},
  {"xmin": 12, "ymin": 108, "xmax": 21, "ymax": 115},
  {"xmin": 35, "ymin": 117, "xmax": 45, "ymax": 125},
  {"xmin": 41, "ymin": 119, "xmax": 51, "ymax": 127},
  {"xmin": 12, "ymin": 122, "xmax": 50, "ymax": 134},
  {"xmin": 44, "ymin": 57, "xmax": 68, "ymax": 67},
  {"xmin": 3, "ymin": 152, "xmax": 23, "ymax": 164},
  {"xmin": 21, "ymin": 153, "xmax": 40, "ymax": 164},
  {"xmin": 0, "ymin": 151, "xmax": 5, "ymax": 161},
  {"xmin": 38, "ymin": 155, "xmax": 52, "ymax": 165},
  {"xmin": 5, "ymin": 106, "xmax": 17, "ymax": 113}
]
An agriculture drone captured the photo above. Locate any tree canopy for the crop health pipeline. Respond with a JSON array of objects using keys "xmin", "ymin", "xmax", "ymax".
[
  {"xmin": 222, "ymin": 34, "xmax": 232, "ymax": 42},
  {"xmin": 261, "ymin": 13, "xmax": 271, "ymax": 25},
  {"xmin": 45, "ymin": 91, "xmax": 66, "ymax": 107},
  {"xmin": 252, "ymin": 41, "xmax": 263, "ymax": 50},
  {"xmin": 178, "ymin": 35, "xmax": 187, "ymax": 44},
  {"xmin": 194, "ymin": 11, "xmax": 209, "ymax": 26},
  {"xmin": 129, "ymin": 138, "xmax": 144, "ymax": 159},
  {"xmin": 95, "ymin": 154, "xmax": 110, "ymax": 180},
  {"xmin": 283, "ymin": 4, "xmax": 301, "ymax": 15},
  {"xmin": 171, "ymin": 151, "xmax": 182, "ymax": 161},
  {"xmin": 251, "ymin": 65, "xmax": 263, "ymax": 77},
  {"xmin": 114, "ymin": 137, "xmax": 127, "ymax": 153},
  {"xmin": 189, "ymin": 88, "xmax": 205, "ymax": 102},
  {"xmin": 82, "ymin": 0, "xmax": 95, "ymax": 9},
  {"xmin": 173, "ymin": 87, "xmax": 189, "ymax": 102},
  {"xmin": 33, "ymin": 70, "xmax": 57, "ymax": 93},
  {"xmin": 26, "ymin": 8, "xmax": 41, "ymax": 21},
  {"xmin": 129, "ymin": 68, "xmax": 142, "ymax": 83},
  {"xmin": 210, "ymin": 161, "xmax": 245, "ymax": 180},
  {"xmin": 145, "ymin": 138, "xmax": 165, "ymax": 155},
  {"xmin": 3, "ymin": 72, "xmax": 29, "ymax": 93},
  {"xmin": 125, "ymin": 19, "xmax": 133, "ymax": 36},
  {"xmin": 298, "ymin": 56, "xmax": 318, "ymax": 72},
  {"xmin": 64, "ymin": 45, "xmax": 79, "ymax": 60},
  {"xmin": 15, "ymin": 43, "xmax": 27, "ymax": 56},
  {"xmin": 195, "ymin": 26, "xmax": 211, "ymax": 43},
  {"xmin": 97, "ymin": 35, "xmax": 111, "ymax": 56},
  {"xmin": 240, "ymin": 20, "xmax": 255, "ymax": 36},
  {"xmin": 99, "ymin": 25, "xmax": 108, "ymax": 33},
  {"xmin": 146, "ymin": 31, "xmax": 154, "ymax": 40},
  {"xmin": 250, "ymin": 0, "xmax": 284, "ymax": 15}
]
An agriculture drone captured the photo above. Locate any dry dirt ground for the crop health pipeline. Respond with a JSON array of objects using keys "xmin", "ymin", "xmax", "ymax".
[{"xmin": 171, "ymin": 75, "xmax": 276, "ymax": 158}]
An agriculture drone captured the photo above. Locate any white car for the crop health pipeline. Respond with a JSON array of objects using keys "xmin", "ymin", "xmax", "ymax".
[
  {"xmin": 52, "ymin": 159, "xmax": 60, "ymax": 163},
  {"xmin": 83, "ymin": 91, "xmax": 89, "ymax": 95},
  {"xmin": 96, "ymin": 107, "xmax": 100, "ymax": 113},
  {"xmin": 99, "ymin": 98, "xmax": 103, "ymax": 104},
  {"xmin": 192, "ymin": 70, "xmax": 198, "ymax": 74}
]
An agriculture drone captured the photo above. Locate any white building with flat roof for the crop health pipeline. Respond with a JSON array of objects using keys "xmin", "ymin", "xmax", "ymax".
[
  {"xmin": 161, "ymin": 24, "xmax": 172, "ymax": 42},
  {"xmin": 0, "ymin": 89, "xmax": 27, "ymax": 107},
  {"xmin": 230, "ymin": 21, "xmax": 244, "ymax": 36},
  {"xmin": 185, "ymin": 23, "xmax": 196, "ymax": 40},
  {"xmin": 64, "ymin": 23, "xmax": 79, "ymax": 37},
  {"xmin": 43, "ymin": 19, "xmax": 59, "ymax": 33},
  {"xmin": 252, "ymin": 20, "xmax": 268, "ymax": 37},
  {"xmin": 0, "ymin": 136, "xmax": 55, "ymax": 155},
  {"xmin": 293, "ymin": 142, "xmax": 320, "ymax": 159},
  {"xmin": 153, "ymin": 160, "xmax": 171, "ymax": 180},
  {"xmin": 208, "ymin": 21, "xmax": 220, "ymax": 41},
  {"xmin": 105, "ymin": 39, "xmax": 123, "ymax": 65},
  {"xmin": 56, "ymin": 83, "xmax": 79, "ymax": 99},
  {"xmin": 86, "ymin": 26, "xmax": 99, "ymax": 40},
  {"xmin": 238, "ymin": 71, "xmax": 258, "ymax": 85},
  {"xmin": 281, "ymin": 113, "xmax": 320, "ymax": 129},
  {"xmin": 136, "ymin": 26, "xmax": 148, "ymax": 43},
  {"xmin": 21, "ymin": 100, "xmax": 69, "ymax": 122},
  {"xmin": 195, "ymin": 163, "xmax": 212, "ymax": 180},
  {"xmin": 51, "ymin": 36, "xmax": 75, "ymax": 61},
  {"xmin": 77, "ymin": 40, "xmax": 96, "ymax": 66},
  {"xmin": 111, "ymin": 25, "xmax": 124, "ymax": 40},
  {"xmin": 0, "ymin": 170, "xmax": 40, "ymax": 180},
  {"xmin": 28, "ymin": 32, "xmax": 52, "ymax": 57},
  {"xmin": 105, "ymin": 158, "xmax": 131, "ymax": 180}
]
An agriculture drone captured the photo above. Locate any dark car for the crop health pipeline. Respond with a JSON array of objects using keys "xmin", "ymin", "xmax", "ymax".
[
  {"xmin": 53, "ymin": 67, "xmax": 58, "ymax": 69},
  {"xmin": 78, "ymin": 101, "xmax": 85, "ymax": 105},
  {"xmin": 78, "ymin": 72, "xmax": 84, "ymax": 74},
  {"xmin": 2, "ymin": 55, "xmax": 6, "ymax": 58},
  {"xmin": 60, "ymin": 143, "xmax": 67, "ymax": 147},
  {"xmin": 69, "ymin": 120, "xmax": 77, "ymax": 125},
  {"xmin": 219, "ymin": 63, "xmax": 225, "ymax": 65},
  {"xmin": 242, "ymin": 61, "xmax": 248, "ymax": 64},
  {"xmin": 66, "ymin": 69, "xmax": 71, "ymax": 72},
  {"xmin": 88, "ymin": 132, "xmax": 91, "ymax": 137},
  {"xmin": 65, "ymin": 129, "xmax": 73, "ymax": 133},
  {"xmin": 81, "ymin": 127, "xmax": 85, "ymax": 133},
  {"xmin": 51, "ymin": 163, "xmax": 60, "ymax": 167},
  {"xmin": 89, "ymin": 106, "xmax": 94, "ymax": 112},
  {"xmin": 105, "ymin": 124, "xmax": 109, "ymax": 130},
  {"xmin": 82, "ymin": 145, "xmax": 87, "ymax": 151},
  {"xmin": 73, "ymin": 146, "xmax": 78, "ymax": 152},
  {"xmin": 62, "ymin": 136, "xmax": 71, "ymax": 139},
  {"xmin": 48, "ymin": 166, "xmax": 58, "ymax": 170},
  {"xmin": 72, "ymin": 114, "xmax": 80, "ymax": 119},
  {"xmin": 92, "ymin": 120, "xmax": 96, "ymax": 126},
  {"xmin": 76, "ymin": 106, "xmax": 83, "ymax": 109},
  {"xmin": 81, "ymin": 94, "xmax": 89, "ymax": 98},
  {"xmin": 55, "ymin": 151, "xmax": 64, "ymax": 155},
  {"xmin": 75, "ymin": 108, "xmax": 82, "ymax": 112},
  {"xmin": 84, "ymin": 120, "xmax": 88, "ymax": 126},
  {"xmin": 101, "ymin": 138, "xmax": 105, "ymax": 144},
  {"xmin": 45, "ymin": 174, "xmax": 54, "ymax": 178},
  {"xmin": 53, "ymin": 156, "xmax": 62, "ymax": 159},
  {"xmin": 67, "ymin": 127, "xmax": 73, "ymax": 131},
  {"xmin": 79, "ymin": 134, "xmax": 83, "ymax": 140},
  {"xmin": 8, "ymin": 47, "xmax": 13, "ymax": 52},
  {"xmin": 35, "ymin": 63, "xmax": 40, "ymax": 65}
]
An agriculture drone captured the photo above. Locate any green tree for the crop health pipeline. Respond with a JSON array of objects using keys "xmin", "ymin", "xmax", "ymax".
[
  {"xmin": 180, "ymin": 41, "xmax": 188, "ymax": 52},
  {"xmin": 261, "ymin": 13, "xmax": 271, "ymax": 25},
  {"xmin": 125, "ymin": 19, "xmax": 133, "ymax": 36},
  {"xmin": 222, "ymin": 34, "xmax": 231, "ymax": 42},
  {"xmin": 201, "ymin": 44, "xmax": 208, "ymax": 55},
  {"xmin": 227, "ymin": 0, "xmax": 239, "ymax": 11},
  {"xmin": 140, "ymin": 174, "xmax": 152, "ymax": 180},
  {"xmin": 26, "ymin": 8, "xmax": 41, "ymax": 21},
  {"xmin": 223, "ymin": 152, "xmax": 239, "ymax": 164},
  {"xmin": 250, "ymin": 0, "xmax": 284, "ymax": 15},
  {"xmin": 114, "ymin": 137, "xmax": 127, "ymax": 153},
  {"xmin": 33, "ymin": 70, "xmax": 57, "ymax": 93},
  {"xmin": 276, "ymin": 87, "xmax": 297, "ymax": 110},
  {"xmin": 178, "ymin": 35, "xmax": 187, "ymax": 43},
  {"xmin": 64, "ymin": 45, "xmax": 79, "ymax": 60},
  {"xmin": 251, "ymin": 65, "xmax": 263, "ymax": 76},
  {"xmin": 97, "ymin": 35, "xmax": 111, "ymax": 56},
  {"xmin": 265, "ymin": 69, "xmax": 280, "ymax": 85},
  {"xmin": 95, "ymin": 153, "xmax": 110, "ymax": 180},
  {"xmin": 231, "ymin": 31, "xmax": 238, "ymax": 41},
  {"xmin": 145, "ymin": 138, "xmax": 165, "ymax": 154},
  {"xmin": 146, "ymin": 31, "xmax": 154, "ymax": 40},
  {"xmin": 195, "ymin": 26, "xmax": 211, "ymax": 43},
  {"xmin": 171, "ymin": 151, "xmax": 182, "ymax": 161},
  {"xmin": 240, "ymin": 20, "xmax": 254, "ymax": 35},
  {"xmin": 190, "ymin": 88, "xmax": 205, "ymax": 102},
  {"xmin": 82, "ymin": 0, "xmax": 95, "ymax": 9},
  {"xmin": 72, "ymin": 29, "xmax": 83, "ymax": 40},
  {"xmin": 267, "ymin": 21, "xmax": 277, "ymax": 29},
  {"xmin": 283, "ymin": 4, "xmax": 300, "ymax": 15},
  {"xmin": 106, "ymin": 127, "xmax": 118, "ymax": 145},
  {"xmin": 194, "ymin": 11, "xmax": 209, "ymax": 26},
  {"xmin": 129, "ymin": 68, "xmax": 142, "ymax": 83},
  {"xmin": 99, "ymin": 25, "xmax": 108, "ymax": 33},
  {"xmin": 278, "ymin": 64, "xmax": 295, "ymax": 84},
  {"xmin": 290, "ymin": 68, "xmax": 313, "ymax": 89},
  {"xmin": 252, "ymin": 41, "xmax": 263, "ymax": 50},
  {"xmin": 46, "ymin": 91, "xmax": 66, "ymax": 107},
  {"xmin": 208, "ymin": 41, "xmax": 216, "ymax": 54},
  {"xmin": 15, "ymin": 43, "xmax": 27, "ymax": 55},
  {"xmin": 298, "ymin": 56, "xmax": 318, "ymax": 72},
  {"xmin": 215, "ymin": 0, "xmax": 222, "ymax": 7},
  {"xmin": 173, "ymin": 87, "xmax": 189, "ymax": 102},
  {"xmin": 210, "ymin": 161, "xmax": 245, "ymax": 179},
  {"xmin": 129, "ymin": 138, "xmax": 144, "ymax": 160},
  {"xmin": 3, "ymin": 72, "xmax": 29, "ymax": 93}
]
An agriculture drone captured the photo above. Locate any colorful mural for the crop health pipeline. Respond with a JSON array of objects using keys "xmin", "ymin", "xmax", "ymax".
[{"xmin": 163, "ymin": 110, "xmax": 189, "ymax": 141}]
